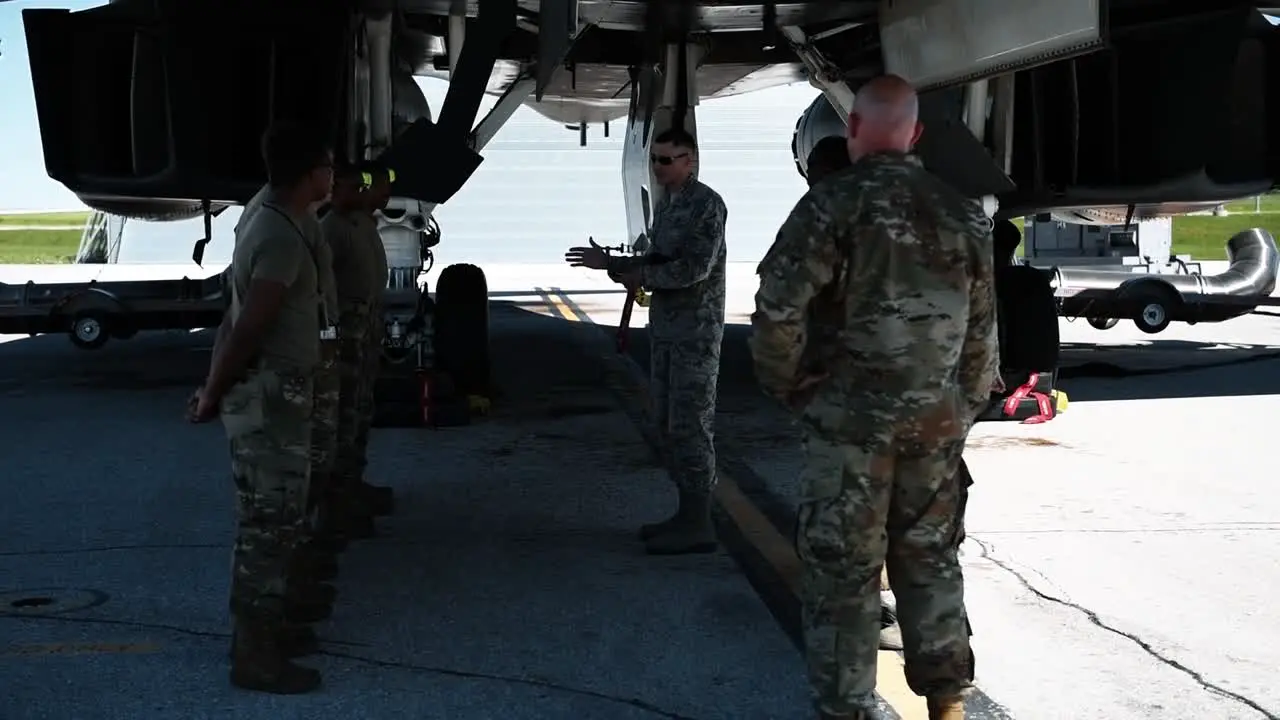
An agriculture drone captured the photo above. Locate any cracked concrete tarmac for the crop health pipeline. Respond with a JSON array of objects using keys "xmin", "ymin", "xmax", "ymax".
[{"xmin": 577, "ymin": 262, "xmax": 1280, "ymax": 720}]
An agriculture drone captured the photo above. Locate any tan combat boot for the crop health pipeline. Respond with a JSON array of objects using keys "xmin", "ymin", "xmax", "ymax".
[
  {"xmin": 229, "ymin": 615, "xmax": 321, "ymax": 694},
  {"xmin": 927, "ymin": 696, "xmax": 965, "ymax": 720}
]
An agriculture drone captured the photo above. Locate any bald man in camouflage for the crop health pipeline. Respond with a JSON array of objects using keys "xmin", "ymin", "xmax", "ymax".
[
  {"xmin": 751, "ymin": 76, "xmax": 997, "ymax": 720},
  {"xmin": 804, "ymin": 134, "xmax": 904, "ymax": 655}
]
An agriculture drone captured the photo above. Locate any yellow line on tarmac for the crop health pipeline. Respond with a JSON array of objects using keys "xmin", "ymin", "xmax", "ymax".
[
  {"xmin": 543, "ymin": 289, "xmax": 927, "ymax": 720},
  {"xmin": 540, "ymin": 287, "xmax": 578, "ymax": 322}
]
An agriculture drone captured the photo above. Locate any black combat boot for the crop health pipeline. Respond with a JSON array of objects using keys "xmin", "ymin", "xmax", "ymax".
[
  {"xmin": 308, "ymin": 510, "xmax": 350, "ymax": 555},
  {"xmin": 358, "ymin": 479, "xmax": 395, "ymax": 516},
  {"xmin": 294, "ymin": 541, "xmax": 340, "ymax": 582},
  {"xmin": 285, "ymin": 582, "xmax": 336, "ymax": 624},
  {"xmin": 638, "ymin": 489, "xmax": 697, "ymax": 541},
  {"xmin": 229, "ymin": 614, "xmax": 322, "ymax": 694},
  {"xmin": 228, "ymin": 623, "xmax": 319, "ymax": 660},
  {"xmin": 356, "ymin": 479, "xmax": 395, "ymax": 517},
  {"xmin": 643, "ymin": 490, "xmax": 718, "ymax": 555},
  {"xmin": 277, "ymin": 624, "xmax": 320, "ymax": 657},
  {"xmin": 334, "ymin": 506, "xmax": 377, "ymax": 540}
]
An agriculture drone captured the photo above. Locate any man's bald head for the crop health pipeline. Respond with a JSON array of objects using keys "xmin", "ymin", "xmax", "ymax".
[{"xmin": 847, "ymin": 74, "xmax": 923, "ymax": 161}]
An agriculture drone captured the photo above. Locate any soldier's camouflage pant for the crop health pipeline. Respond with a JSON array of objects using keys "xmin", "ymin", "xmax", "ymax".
[
  {"xmin": 333, "ymin": 316, "xmax": 367, "ymax": 504},
  {"xmin": 650, "ymin": 337, "xmax": 721, "ymax": 496},
  {"xmin": 797, "ymin": 427, "xmax": 974, "ymax": 716},
  {"xmin": 221, "ymin": 367, "xmax": 313, "ymax": 618},
  {"xmin": 881, "ymin": 458, "xmax": 973, "ymax": 590},
  {"xmin": 352, "ymin": 313, "xmax": 383, "ymax": 477},
  {"xmin": 307, "ymin": 340, "xmax": 339, "ymax": 526}
]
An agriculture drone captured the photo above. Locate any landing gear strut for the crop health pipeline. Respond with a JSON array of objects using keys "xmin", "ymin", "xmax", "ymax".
[
  {"xmin": 361, "ymin": 2, "xmax": 535, "ymax": 427},
  {"xmin": 620, "ymin": 41, "xmax": 704, "ymax": 255}
]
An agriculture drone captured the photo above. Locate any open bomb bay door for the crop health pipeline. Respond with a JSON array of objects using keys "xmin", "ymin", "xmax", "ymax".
[{"xmin": 22, "ymin": 1, "xmax": 351, "ymax": 218}]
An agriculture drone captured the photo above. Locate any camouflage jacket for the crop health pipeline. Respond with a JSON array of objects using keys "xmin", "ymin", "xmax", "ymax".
[
  {"xmin": 749, "ymin": 151, "xmax": 998, "ymax": 432},
  {"xmin": 606, "ymin": 177, "xmax": 728, "ymax": 342}
]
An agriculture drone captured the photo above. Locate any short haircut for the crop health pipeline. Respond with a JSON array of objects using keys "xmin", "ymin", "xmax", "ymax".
[
  {"xmin": 806, "ymin": 135, "xmax": 851, "ymax": 184},
  {"xmin": 260, "ymin": 120, "xmax": 331, "ymax": 188},
  {"xmin": 993, "ymin": 218, "xmax": 1022, "ymax": 263},
  {"xmin": 653, "ymin": 127, "xmax": 697, "ymax": 152},
  {"xmin": 851, "ymin": 74, "xmax": 919, "ymax": 126}
]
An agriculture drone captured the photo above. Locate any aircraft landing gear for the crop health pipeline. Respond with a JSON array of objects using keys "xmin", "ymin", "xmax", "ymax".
[
  {"xmin": 433, "ymin": 262, "xmax": 491, "ymax": 399},
  {"xmin": 620, "ymin": 40, "xmax": 705, "ymax": 255}
]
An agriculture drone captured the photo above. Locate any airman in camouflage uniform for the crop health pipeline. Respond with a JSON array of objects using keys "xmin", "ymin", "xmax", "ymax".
[
  {"xmin": 804, "ymin": 134, "xmax": 904, "ymax": 654},
  {"xmin": 323, "ymin": 164, "xmax": 389, "ymax": 539},
  {"xmin": 302, "ymin": 197, "xmax": 342, "ymax": 569},
  {"xmin": 236, "ymin": 184, "xmax": 344, "ymax": 581},
  {"xmin": 749, "ymin": 76, "xmax": 997, "ymax": 720},
  {"xmin": 189, "ymin": 122, "xmax": 336, "ymax": 694},
  {"xmin": 353, "ymin": 167, "xmax": 395, "ymax": 518},
  {"xmin": 566, "ymin": 127, "xmax": 728, "ymax": 555}
]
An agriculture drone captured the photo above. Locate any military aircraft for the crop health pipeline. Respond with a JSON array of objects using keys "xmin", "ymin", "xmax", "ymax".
[
  {"xmin": 13, "ymin": 1, "xmax": 1280, "ymax": 385},
  {"xmin": 19, "ymin": 0, "xmax": 1280, "ymax": 235}
]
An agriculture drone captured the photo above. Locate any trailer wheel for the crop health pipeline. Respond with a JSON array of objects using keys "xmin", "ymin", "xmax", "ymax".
[
  {"xmin": 433, "ymin": 263, "xmax": 491, "ymax": 398},
  {"xmin": 69, "ymin": 311, "xmax": 110, "ymax": 350},
  {"xmin": 1133, "ymin": 292, "xmax": 1174, "ymax": 334},
  {"xmin": 1087, "ymin": 317, "xmax": 1119, "ymax": 330}
]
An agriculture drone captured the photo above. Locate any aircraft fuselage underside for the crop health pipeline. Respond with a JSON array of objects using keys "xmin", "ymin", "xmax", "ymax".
[{"xmin": 18, "ymin": 0, "xmax": 1280, "ymax": 239}]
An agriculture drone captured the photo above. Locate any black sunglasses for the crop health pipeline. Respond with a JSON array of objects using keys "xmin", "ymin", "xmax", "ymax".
[{"xmin": 650, "ymin": 152, "xmax": 689, "ymax": 166}]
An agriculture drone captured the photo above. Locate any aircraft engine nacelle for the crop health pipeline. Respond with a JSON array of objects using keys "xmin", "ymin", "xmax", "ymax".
[{"xmin": 790, "ymin": 94, "xmax": 847, "ymax": 181}]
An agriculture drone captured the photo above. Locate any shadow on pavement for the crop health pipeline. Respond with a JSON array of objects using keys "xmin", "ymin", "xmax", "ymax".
[
  {"xmin": 605, "ymin": 321, "xmax": 1280, "ymax": 404},
  {"xmin": 0, "ymin": 301, "xmax": 811, "ymax": 720}
]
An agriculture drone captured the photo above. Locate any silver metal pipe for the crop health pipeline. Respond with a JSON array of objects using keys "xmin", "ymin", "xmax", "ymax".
[{"xmin": 1052, "ymin": 228, "xmax": 1279, "ymax": 297}]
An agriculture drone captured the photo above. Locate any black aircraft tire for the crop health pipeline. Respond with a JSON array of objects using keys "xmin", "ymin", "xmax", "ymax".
[
  {"xmin": 433, "ymin": 263, "xmax": 491, "ymax": 398},
  {"xmin": 1087, "ymin": 317, "xmax": 1119, "ymax": 331}
]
